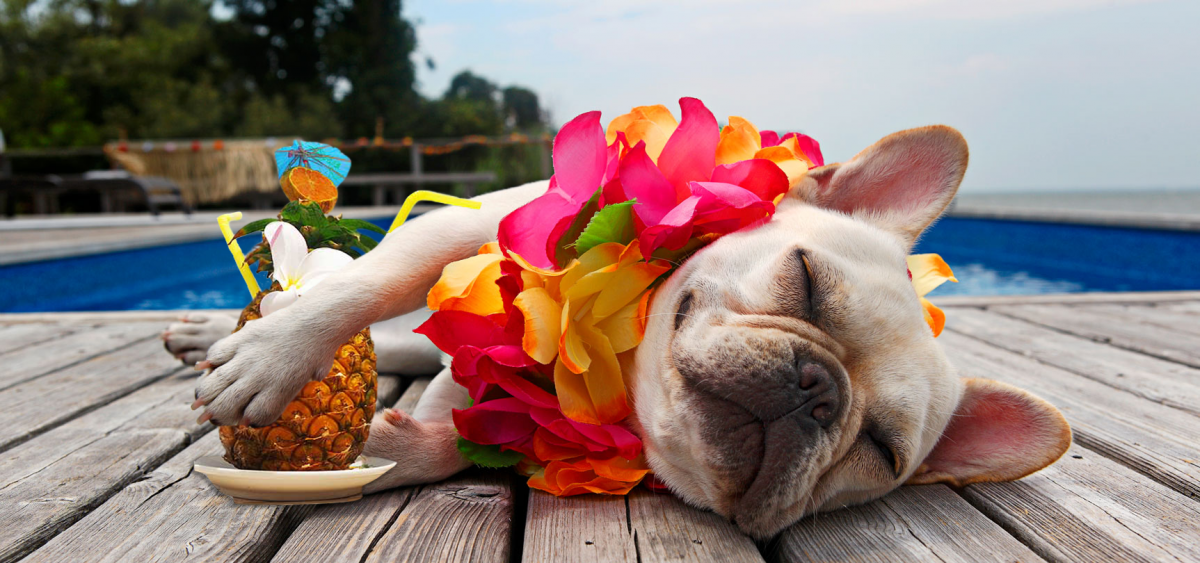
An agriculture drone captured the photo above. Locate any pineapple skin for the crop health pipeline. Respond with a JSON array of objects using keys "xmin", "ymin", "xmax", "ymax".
[{"xmin": 219, "ymin": 286, "xmax": 377, "ymax": 471}]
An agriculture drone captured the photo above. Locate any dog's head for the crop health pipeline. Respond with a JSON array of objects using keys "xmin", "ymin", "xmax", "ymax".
[{"xmin": 630, "ymin": 126, "xmax": 1071, "ymax": 538}]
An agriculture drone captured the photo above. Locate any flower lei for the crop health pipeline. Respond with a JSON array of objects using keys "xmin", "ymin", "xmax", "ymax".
[{"xmin": 416, "ymin": 97, "xmax": 951, "ymax": 496}]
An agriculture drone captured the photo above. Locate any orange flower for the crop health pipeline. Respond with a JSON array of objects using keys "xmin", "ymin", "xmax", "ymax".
[
  {"xmin": 527, "ymin": 455, "xmax": 651, "ymax": 496},
  {"xmin": 605, "ymin": 105, "xmax": 679, "ymax": 162},
  {"xmin": 907, "ymin": 254, "xmax": 957, "ymax": 337},
  {"xmin": 426, "ymin": 246, "xmax": 506, "ymax": 316},
  {"xmin": 715, "ymin": 116, "xmax": 816, "ymax": 186}
]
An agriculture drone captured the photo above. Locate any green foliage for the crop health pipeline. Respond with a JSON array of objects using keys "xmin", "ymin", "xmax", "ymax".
[
  {"xmin": 573, "ymin": 200, "xmax": 638, "ymax": 256},
  {"xmin": 554, "ymin": 187, "xmax": 603, "ymax": 268},
  {"xmin": 456, "ymin": 437, "xmax": 525, "ymax": 469},
  {"xmin": 238, "ymin": 201, "xmax": 381, "ymax": 274},
  {"xmin": 0, "ymin": 0, "xmax": 550, "ymax": 188}
]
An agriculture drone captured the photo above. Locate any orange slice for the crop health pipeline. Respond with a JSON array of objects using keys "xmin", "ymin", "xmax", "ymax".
[{"xmin": 281, "ymin": 166, "xmax": 339, "ymax": 212}]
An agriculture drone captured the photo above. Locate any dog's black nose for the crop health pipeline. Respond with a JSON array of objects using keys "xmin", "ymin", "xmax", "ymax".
[{"xmin": 796, "ymin": 361, "xmax": 841, "ymax": 427}]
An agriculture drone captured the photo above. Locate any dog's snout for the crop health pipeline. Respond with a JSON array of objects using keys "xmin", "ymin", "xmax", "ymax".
[{"xmin": 797, "ymin": 362, "xmax": 841, "ymax": 427}]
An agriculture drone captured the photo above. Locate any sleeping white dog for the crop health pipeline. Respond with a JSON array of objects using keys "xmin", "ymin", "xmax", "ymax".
[{"xmin": 170, "ymin": 126, "xmax": 1071, "ymax": 538}]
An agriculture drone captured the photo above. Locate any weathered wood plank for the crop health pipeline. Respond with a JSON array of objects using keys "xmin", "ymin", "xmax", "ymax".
[
  {"xmin": 627, "ymin": 489, "xmax": 762, "ymax": 563},
  {"xmin": 376, "ymin": 374, "xmax": 404, "ymax": 410},
  {"xmin": 24, "ymin": 432, "xmax": 312, "ymax": 563},
  {"xmin": 1084, "ymin": 303, "xmax": 1200, "ymax": 337},
  {"xmin": 271, "ymin": 488, "xmax": 414, "ymax": 563},
  {"xmin": 944, "ymin": 307, "xmax": 1200, "ymax": 416},
  {"xmin": 0, "ymin": 338, "xmax": 187, "ymax": 453},
  {"xmin": 770, "ymin": 485, "xmax": 1043, "ymax": 563},
  {"xmin": 0, "ymin": 373, "xmax": 206, "ymax": 562},
  {"xmin": 393, "ymin": 376, "xmax": 431, "ymax": 414},
  {"xmin": 940, "ymin": 331, "xmax": 1200, "ymax": 500},
  {"xmin": 270, "ymin": 377, "xmax": 430, "ymax": 563},
  {"xmin": 1162, "ymin": 301, "xmax": 1200, "ymax": 315},
  {"xmin": 932, "ymin": 291, "xmax": 1200, "ymax": 307},
  {"xmin": 0, "ymin": 321, "xmax": 164, "ymax": 390},
  {"xmin": 962, "ymin": 443, "xmax": 1200, "ymax": 563},
  {"xmin": 523, "ymin": 491, "xmax": 636, "ymax": 563},
  {"xmin": 991, "ymin": 303, "xmax": 1200, "ymax": 368},
  {"xmin": 0, "ymin": 322, "xmax": 87, "ymax": 356},
  {"xmin": 365, "ymin": 469, "xmax": 515, "ymax": 563}
]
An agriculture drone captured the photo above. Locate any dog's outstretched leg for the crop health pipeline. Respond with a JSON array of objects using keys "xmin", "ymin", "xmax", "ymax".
[
  {"xmin": 362, "ymin": 368, "xmax": 472, "ymax": 493},
  {"xmin": 163, "ymin": 313, "xmax": 237, "ymax": 366},
  {"xmin": 164, "ymin": 310, "xmax": 442, "ymax": 374},
  {"xmin": 195, "ymin": 182, "xmax": 545, "ymax": 427}
]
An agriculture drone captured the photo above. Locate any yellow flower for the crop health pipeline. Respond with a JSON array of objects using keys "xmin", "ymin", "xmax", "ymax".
[
  {"xmin": 907, "ymin": 254, "xmax": 957, "ymax": 337},
  {"xmin": 548, "ymin": 241, "xmax": 670, "ymax": 424}
]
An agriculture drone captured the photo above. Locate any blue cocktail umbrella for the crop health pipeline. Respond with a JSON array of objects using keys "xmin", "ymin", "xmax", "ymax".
[{"xmin": 274, "ymin": 140, "xmax": 352, "ymax": 187}]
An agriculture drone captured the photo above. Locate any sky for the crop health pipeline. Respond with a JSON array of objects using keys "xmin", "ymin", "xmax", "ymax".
[{"xmin": 403, "ymin": 0, "xmax": 1199, "ymax": 193}]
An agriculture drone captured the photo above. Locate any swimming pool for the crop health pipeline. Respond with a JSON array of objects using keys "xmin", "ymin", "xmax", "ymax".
[{"xmin": 2, "ymin": 217, "xmax": 1198, "ymax": 312}]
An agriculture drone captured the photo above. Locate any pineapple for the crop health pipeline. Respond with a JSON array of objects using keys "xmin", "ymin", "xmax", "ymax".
[
  {"xmin": 218, "ymin": 285, "xmax": 378, "ymax": 470},
  {"xmin": 219, "ymin": 200, "xmax": 386, "ymax": 471}
]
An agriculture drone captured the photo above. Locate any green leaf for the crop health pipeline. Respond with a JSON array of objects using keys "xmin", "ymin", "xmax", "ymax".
[
  {"xmin": 280, "ymin": 202, "xmax": 303, "ymax": 223},
  {"xmin": 573, "ymin": 200, "xmax": 637, "ymax": 256},
  {"xmin": 456, "ymin": 437, "xmax": 524, "ymax": 468},
  {"xmin": 358, "ymin": 236, "xmax": 379, "ymax": 251},
  {"xmin": 338, "ymin": 218, "xmax": 387, "ymax": 235},
  {"xmin": 296, "ymin": 201, "xmax": 326, "ymax": 228},
  {"xmin": 553, "ymin": 187, "xmax": 603, "ymax": 268},
  {"xmin": 233, "ymin": 218, "xmax": 274, "ymax": 239}
]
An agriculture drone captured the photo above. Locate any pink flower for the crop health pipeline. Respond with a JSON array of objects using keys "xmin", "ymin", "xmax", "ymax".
[{"xmin": 498, "ymin": 111, "xmax": 607, "ymax": 269}]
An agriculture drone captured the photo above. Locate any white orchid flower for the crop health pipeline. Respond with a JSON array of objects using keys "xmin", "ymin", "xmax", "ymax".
[{"xmin": 259, "ymin": 221, "xmax": 353, "ymax": 316}]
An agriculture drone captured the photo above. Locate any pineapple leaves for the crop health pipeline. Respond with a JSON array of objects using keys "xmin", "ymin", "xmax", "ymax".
[
  {"xmin": 573, "ymin": 199, "xmax": 637, "ymax": 256},
  {"xmin": 233, "ymin": 218, "xmax": 275, "ymax": 239},
  {"xmin": 456, "ymin": 437, "xmax": 525, "ymax": 468},
  {"xmin": 338, "ymin": 218, "xmax": 387, "ymax": 235},
  {"xmin": 238, "ymin": 201, "xmax": 382, "ymax": 276}
]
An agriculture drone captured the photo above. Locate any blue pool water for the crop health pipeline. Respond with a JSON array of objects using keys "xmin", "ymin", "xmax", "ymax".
[{"xmin": 2, "ymin": 217, "xmax": 1198, "ymax": 312}]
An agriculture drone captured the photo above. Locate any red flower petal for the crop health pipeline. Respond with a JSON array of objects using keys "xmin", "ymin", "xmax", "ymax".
[
  {"xmin": 710, "ymin": 159, "xmax": 790, "ymax": 202},
  {"xmin": 657, "ymin": 97, "xmax": 718, "ymax": 196},
  {"xmin": 638, "ymin": 195, "xmax": 701, "ymax": 256},
  {"xmin": 619, "ymin": 141, "xmax": 679, "ymax": 226},
  {"xmin": 414, "ymin": 310, "xmax": 513, "ymax": 355},
  {"xmin": 452, "ymin": 398, "xmax": 538, "ymax": 445}
]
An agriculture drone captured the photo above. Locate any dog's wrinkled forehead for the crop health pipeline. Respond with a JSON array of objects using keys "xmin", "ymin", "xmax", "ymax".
[{"xmin": 679, "ymin": 204, "xmax": 919, "ymax": 340}]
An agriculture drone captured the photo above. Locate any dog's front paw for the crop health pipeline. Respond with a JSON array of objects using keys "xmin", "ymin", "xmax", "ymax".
[
  {"xmin": 362, "ymin": 409, "xmax": 469, "ymax": 493},
  {"xmin": 162, "ymin": 313, "xmax": 238, "ymax": 366},
  {"xmin": 193, "ymin": 312, "xmax": 339, "ymax": 427}
]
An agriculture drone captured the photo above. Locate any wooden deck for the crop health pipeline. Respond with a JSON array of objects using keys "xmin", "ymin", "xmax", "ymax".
[{"xmin": 1, "ymin": 291, "xmax": 1199, "ymax": 562}]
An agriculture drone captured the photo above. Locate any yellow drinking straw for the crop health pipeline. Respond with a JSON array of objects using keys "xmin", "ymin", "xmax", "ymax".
[
  {"xmin": 217, "ymin": 212, "xmax": 262, "ymax": 298},
  {"xmin": 388, "ymin": 190, "xmax": 481, "ymax": 233}
]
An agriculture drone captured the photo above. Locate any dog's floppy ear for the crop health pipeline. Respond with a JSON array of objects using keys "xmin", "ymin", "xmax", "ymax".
[
  {"xmin": 906, "ymin": 378, "xmax": 1071, "ymax": 487},
  {"xmin": 790, "ymin": 126, "xmax": 968, "ymax": 249}
]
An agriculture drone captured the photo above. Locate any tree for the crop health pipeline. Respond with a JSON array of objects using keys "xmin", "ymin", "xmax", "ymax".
[
  {"xmin": 503, "ymin": 86, "xmax": 543, "ymax": 131},
  {"xmin": 326, "ymin": 0, "xmax": 419, "ymax": 138}
]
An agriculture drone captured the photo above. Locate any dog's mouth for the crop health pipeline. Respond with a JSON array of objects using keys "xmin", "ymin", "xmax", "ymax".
[{"xmin": 663, "ymin": 307, "xmax": 851, "ymax": 535}]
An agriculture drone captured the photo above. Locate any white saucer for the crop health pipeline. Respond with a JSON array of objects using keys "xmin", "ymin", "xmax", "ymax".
[{"xmin": 194, "ymin": 456, "xmax": 396, "ymax": 505}]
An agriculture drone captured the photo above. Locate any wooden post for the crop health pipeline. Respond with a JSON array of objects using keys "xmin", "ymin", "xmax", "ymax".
[{"xmin": 410, "ymin": 144, "xmax": 422, "ymax": 176}]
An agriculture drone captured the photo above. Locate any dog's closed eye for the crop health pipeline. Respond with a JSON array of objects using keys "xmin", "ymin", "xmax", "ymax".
[
  {"xmin": 675, "ymin": 292, "xmax": 694, "ymax": 330},
  {"xmin": 862, "ymin": 430, "xmax": 902, "ymax": 479},
  {"xmin": 776, "ymin": 249, "xmax": 819, "ymax": 320}
]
